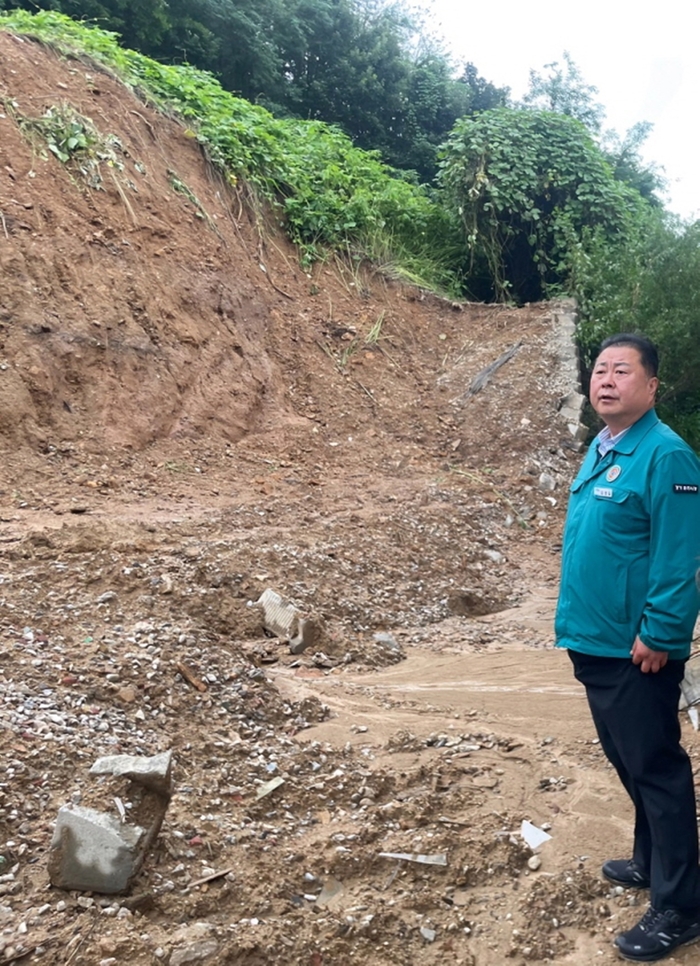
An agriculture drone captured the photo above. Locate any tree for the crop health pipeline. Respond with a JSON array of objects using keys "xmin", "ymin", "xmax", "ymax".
[
  {"xmin": 459, "ymin": 62, "xmax": 509, "ymax": 114},
  {"xmin": 1, "ymin": 0, "xmax": 171, "ymax": 49},
  {"xmin": 602, "ymin": 121, "xmax": 665, "ymax": 205},
  {"xmin": 522, "ymin": 51, "xmax": 605, "ymax": 134},
  {"xmin": 522, "ymin": 53, "xmax": 663, "ymax": 204},
  {"xmin": 278, "ymin": 0, "xmax": 412, "ymax": 149},
  {"xmin": 574, "ymin": 212, "xmax": 700, "ymax": 450},
  {"xmin": 388, "ymin": 57, "xmax": 509, "ymax": 182},
  {"xmin": 438, "ymin": 107, "xmax": 642, "ymax": 302}
]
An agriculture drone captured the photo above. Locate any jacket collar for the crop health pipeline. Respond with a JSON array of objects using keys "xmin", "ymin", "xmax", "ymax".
[
  {"xmin": 578, "ymin": 409, "xmax": 659, "ymax": 484},
  {"xmin": 604, "ymin": 408, "xmax": 659, "ymax": 454}
]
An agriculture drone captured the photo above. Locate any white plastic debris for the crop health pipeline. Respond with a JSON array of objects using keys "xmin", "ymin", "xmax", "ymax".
[{"xmin": 521, "ymin": 820, "xmax": 551, "ymax": 850}]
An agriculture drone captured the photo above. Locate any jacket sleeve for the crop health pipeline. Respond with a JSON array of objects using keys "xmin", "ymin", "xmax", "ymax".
[{"xmin": 639, "ymin": 447, "xmax": 700, "ymax": 656}]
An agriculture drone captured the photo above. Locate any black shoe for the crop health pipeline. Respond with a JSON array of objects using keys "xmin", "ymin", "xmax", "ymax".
[
  {"xmin": 614, "ymin": 905, "xmax": 700, "ymax": 962},
  {"xmin": 602, "ymin": 859, "xmax": 650, "ymax": 889}
]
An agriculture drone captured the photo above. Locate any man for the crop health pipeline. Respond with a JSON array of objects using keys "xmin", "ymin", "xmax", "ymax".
[{"xmin": 555, "ymin": 332, "xmax": 700, "ymax": 962}]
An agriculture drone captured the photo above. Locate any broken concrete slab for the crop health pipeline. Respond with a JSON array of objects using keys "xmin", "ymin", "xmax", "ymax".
[
  {"xmin": 49, "ymin": 750, "xmax": 174, "ymax": 894},
  {"xmin": 558, "ymin": 390, "xmax": 588, "ymax": 440},
  {"xmin": 90, "ymin": 750, "xmax": 174, "ymax": 796},
  {"xmin": 257, "ymin": 587, "xmax": 323, "ymax": 654},
  {"xmin": 48, "ymin": 805, "xmax": 146, "ymax": 894},
  {"xmin": 316, "ymin": 876, "xmax": 344, "ymax": 908},
  {"xmin": 256, "ymin": 775, "xmax": 285, "ymax": 799}
]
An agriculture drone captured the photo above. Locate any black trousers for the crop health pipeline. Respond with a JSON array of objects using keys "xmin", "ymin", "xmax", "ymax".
[{"xmin": 569, "ymin": 649, "xmax": 700, "ymax": 914}]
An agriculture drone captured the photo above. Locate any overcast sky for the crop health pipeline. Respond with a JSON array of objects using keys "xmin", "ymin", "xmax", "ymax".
[{"xmin": 423, "ymin": 0, "xmax": 700, "ymax": 220}]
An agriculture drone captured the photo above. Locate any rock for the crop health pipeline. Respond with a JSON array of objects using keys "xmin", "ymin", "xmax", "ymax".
[
  {"xmin": 373, "ymin": 632, "xmax": 400, "ymax": 650},
  {"xmin": 168, "ymin": 924, "xmax": 219, "ymax": 965},
  {"xmin": 527, "ymin": 855, "xmax": 542, "ymax": 871},
  {"xmin": 484, "ymin": 549, "xmax": 505, "ymax": 565},
  {"xmin": 170, "ymin": 940, "xmax": 219, "ymax": 966},
  {"xmin": 446, "ymin": 590, "xmax": 498, "ymax": 617},
  {"xmin": 48, "ymin": 805, "xmax": 146, "ymax": 894}
]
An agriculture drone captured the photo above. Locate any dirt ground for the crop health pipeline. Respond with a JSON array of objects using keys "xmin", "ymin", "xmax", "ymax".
[{"xmin": 1, "ymin": 27, "xmax": 699, "ymax": 966}]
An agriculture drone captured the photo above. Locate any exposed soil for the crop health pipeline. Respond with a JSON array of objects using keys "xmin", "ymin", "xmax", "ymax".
[{"xmin": 1, "ymin": 28, "xmax": 699, "ymax": 966}]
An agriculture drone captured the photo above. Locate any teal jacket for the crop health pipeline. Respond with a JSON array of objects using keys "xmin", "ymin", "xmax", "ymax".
[{"xmin": 555, "ymin": 409, "xmax": 700, "ymax": 659}]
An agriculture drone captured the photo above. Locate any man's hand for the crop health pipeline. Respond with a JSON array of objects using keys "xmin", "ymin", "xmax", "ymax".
[{"xmin": 631, "ymin": 636, "xmax": 668, "ymax": 673}]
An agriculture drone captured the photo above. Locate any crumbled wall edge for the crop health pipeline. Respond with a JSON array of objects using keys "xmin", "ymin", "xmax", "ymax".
[{"xmin": 552, "ymin": 299, "xmax": 587, "ymax": 446}]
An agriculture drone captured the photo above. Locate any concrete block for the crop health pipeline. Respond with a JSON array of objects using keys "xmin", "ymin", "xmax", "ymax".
[
  {"xmin": 257, "ymin": 588, "xmax": 323, "ymax": 654},
  {"xmin": 90, "ymin": 750, "xmax": 174, "ymax": 796},
  {"xmin": 48, "ymin": 805, "xmax": 145, "ymax": 894},
  {"xmin": 558, "ymin": 390, "xmax": 587, "ymax": 441}
]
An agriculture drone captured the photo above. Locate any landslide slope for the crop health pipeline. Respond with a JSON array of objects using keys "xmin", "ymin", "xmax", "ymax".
[
  {"xmin": 0, "ymin": 27, "xmax": 302, "ymax": 452},
  {"xmin": 0, "ymin": 29, "xmax": 574, "ymax": 462},
  {"xmin": 0, "ymin": 25, "xmax": 582, "ymax": 633}
]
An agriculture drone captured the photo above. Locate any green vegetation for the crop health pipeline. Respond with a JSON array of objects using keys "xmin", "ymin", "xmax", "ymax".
[
  {"xmin": 0, "ymin": 0, "xmax": 507, "ymax": 184},
  {"xmin": 573, "ymin": 215, "xmax": 700, "ymax": 450},
  {"xmin": 518, "ymin": 61, "xmax": 700, "ymax": 449},
  {"xmin": 6, "ymin": 98, "xmax": 128, "ymax": 190},
  {"xmin": 438, "ymin": 108, "xmax": 643, "ymax": 303}
]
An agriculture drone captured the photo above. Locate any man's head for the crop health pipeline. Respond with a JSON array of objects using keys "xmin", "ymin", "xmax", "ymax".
[{"xmin": 590, "ymin": 333, "xmax": 659, "ymax": 433}]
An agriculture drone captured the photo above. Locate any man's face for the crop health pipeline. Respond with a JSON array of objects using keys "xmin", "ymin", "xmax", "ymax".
[{"xmin": 589, "ymin": 345, "xmax": 658, "ymax": 433}]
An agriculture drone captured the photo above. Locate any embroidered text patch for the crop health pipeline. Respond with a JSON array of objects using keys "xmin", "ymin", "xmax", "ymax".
[{"xmin": 673, "ymin": 484, "xmax": 698, "ymax": 494}]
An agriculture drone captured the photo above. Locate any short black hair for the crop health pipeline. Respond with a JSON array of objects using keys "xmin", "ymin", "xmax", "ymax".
[{"xmin": 598, "ymin": 332, "xmax": 659, "ymax": 378}]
